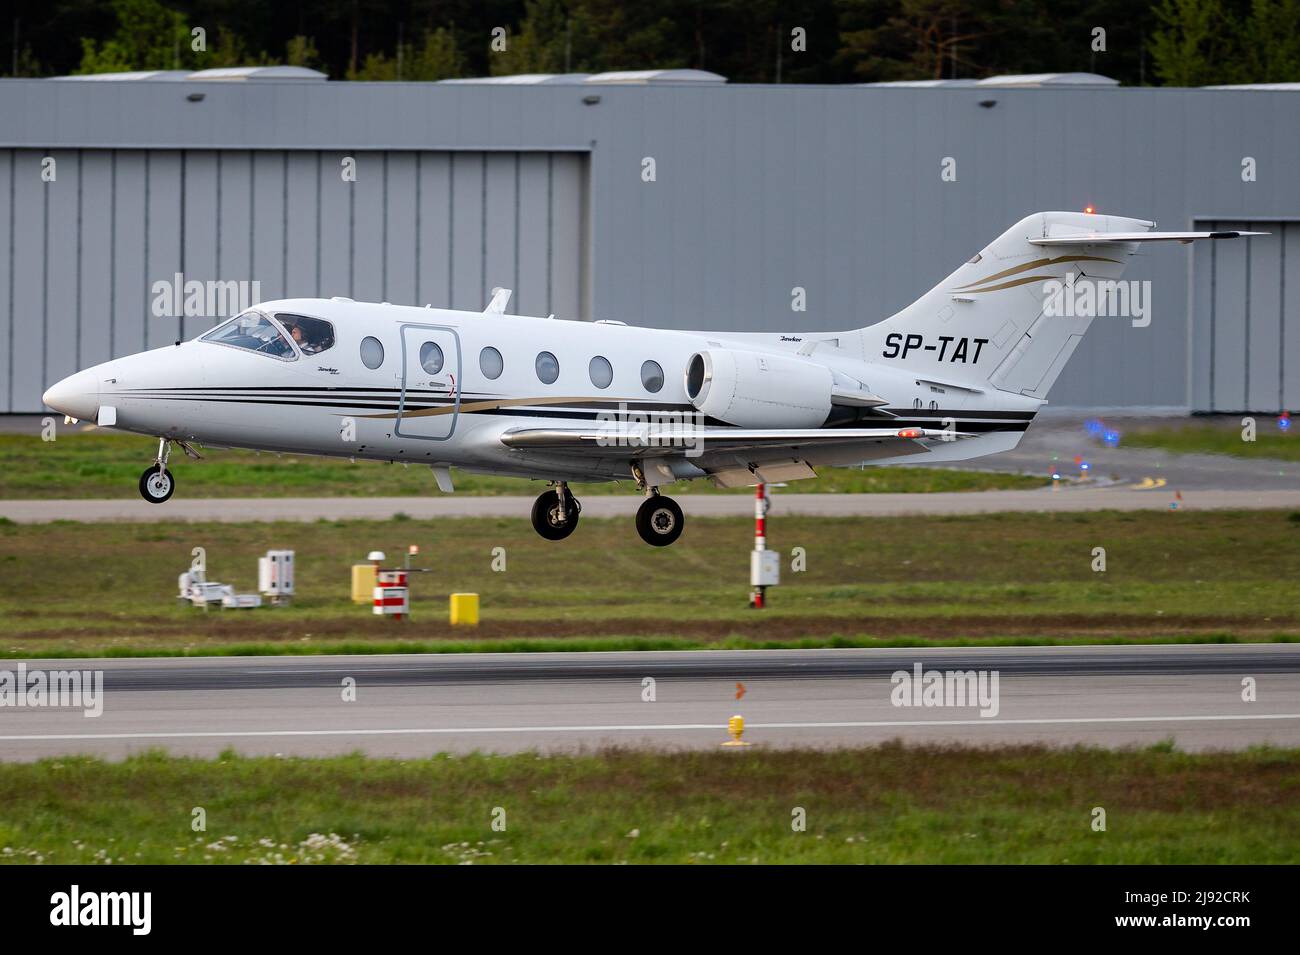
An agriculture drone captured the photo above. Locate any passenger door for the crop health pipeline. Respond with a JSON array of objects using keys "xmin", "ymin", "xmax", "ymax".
[{"xmin": 395, "ymin": 323, "xmax": 462, "ymax": 441}]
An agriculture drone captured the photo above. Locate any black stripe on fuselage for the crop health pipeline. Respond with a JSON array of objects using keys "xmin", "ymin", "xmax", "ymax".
[
  {"xmin": 117, "ymin": 392, "xmax": 1035, "ymax": 432},
  {"xmin": 123, "ymin": 388, "xmax": 1036, "ymax": 420},
  {"xmin": 124, "ymin": 386, "xmax": 1035, "ymax": 422},
  {"xmin": 121, "ymin": 386, "xmax": 701, "ymax": 412},
  {"xmin": 122, "ymin": 394, "xmax": 734, "ymax": 425},
  {"xmin": 123, "ymin": 396, "xmax": 449, "ymax": 412},
  {"xmin": 123, "ymin": 386, "xmax": 445, "ymax": 394}
]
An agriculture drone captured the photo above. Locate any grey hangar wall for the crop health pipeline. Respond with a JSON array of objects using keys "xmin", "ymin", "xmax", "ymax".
[{"xmin": 0, "ymin": 77, "xmax": 1296, "ymax": 413}]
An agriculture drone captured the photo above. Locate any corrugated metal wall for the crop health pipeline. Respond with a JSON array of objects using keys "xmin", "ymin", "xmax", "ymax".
[
  {"xmin": 0, "ymin": 148, "xmax": 587, "ymax": 412},
  {"xmin": 1192, "ymin": 219, "xmax": 1299, "ymax": 412},
  {"xmin": 2, "ymin": 79, "xmax": 1298, "ymax": 413}
]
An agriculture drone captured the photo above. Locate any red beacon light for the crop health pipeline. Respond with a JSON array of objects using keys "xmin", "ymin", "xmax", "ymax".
[
  {"xmin": 897, "ymin": 428, "xmax": 925, "ymax": 439},
  {"xmin": 1083, "ymin": 205, "xmax": 1097, "ymax": 215}
]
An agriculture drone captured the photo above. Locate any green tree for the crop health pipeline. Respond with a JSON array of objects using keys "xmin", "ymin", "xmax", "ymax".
[
  {"xmin": 490, "ymin": 0, "xmax": 584, "ymax": 75},
  {"xmin": 285, "ymin": 36, "xmax": 323, "ymax": 69},
  {"xmin": 74, "ymin": 0, "xmax": 196, "ymax": 73},
  {"xmin": 1149, "ymin": 0, "xmax": 1238, "ymax": 86},
  {"xmin": 7, "ymin": 44, "xmax": 44, "ymax": 77},
  {"xmin": 408, "ymin": 28, "xmax": 466, "ymax": 79},
  {"xmin": 349, "ymin": 27, "xmax": 465, "ymax": 80},
  {"xmin": 837, "ymin": 0, "xmax": 993, "ymax": 81},
  {"xmin": 201, "ymin": 27, "xmax": 279, "ymax": 68},
  {"xmin": 485, "ymin": 0, "xmax": 688, "ymax": 76},
  {"xmin": 1238, "ymin": 0, "xmax": 1300, "ymax": 81}
]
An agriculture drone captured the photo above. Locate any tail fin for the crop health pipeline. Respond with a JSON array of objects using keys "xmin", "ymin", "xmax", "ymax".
[{"xmin": 853, "ymin": 212, "xmax": 1261, "ymax": 400}]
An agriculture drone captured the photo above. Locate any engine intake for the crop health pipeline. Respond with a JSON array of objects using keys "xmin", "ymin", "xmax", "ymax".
[{"xmin": 684, "ymin": 349, "xmax": 833, "ymax": 429}]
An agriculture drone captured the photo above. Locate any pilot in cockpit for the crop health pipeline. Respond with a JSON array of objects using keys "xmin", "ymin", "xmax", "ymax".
[
  {"xmin": 282, "ymin": 319, "xmax": 313, "ymax": 355},
  {"xmin": 279, "ymin": 315, "xmax": 333, "ymax": 356}
]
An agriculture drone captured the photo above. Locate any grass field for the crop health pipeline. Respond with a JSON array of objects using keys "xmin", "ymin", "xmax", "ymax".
[
  {"xmin": 0, "ymin": 430, "xmax": 1048, "ymax": 498},
  {"xmin": 1, "ymin": 510, "xmax": 1296, "ymax": 656},
  {"xmin": 1118, "ymin": 416, "xmax": 1298, "ymax": 461},
  {"xmin": 0, "ymin": 744, "xmax": 1295, "ymax": 864}
]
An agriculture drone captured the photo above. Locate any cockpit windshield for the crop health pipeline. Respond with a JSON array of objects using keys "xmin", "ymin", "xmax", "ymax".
[{"xmin": 201, "ymin": 311, "xmax": 297, "ymax": 360}]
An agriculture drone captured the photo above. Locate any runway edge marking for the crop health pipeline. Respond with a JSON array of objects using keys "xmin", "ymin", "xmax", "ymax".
[{"xmin": 4, "ymin": 712, "xmax": 1300, "ymax": 741}]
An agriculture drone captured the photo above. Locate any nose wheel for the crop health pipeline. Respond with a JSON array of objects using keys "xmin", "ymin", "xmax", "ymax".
[
  {"xmin": 138, "ymin": 436, "xmax": 176, "ymax": 504},
  {"xmin": 531, "ymin": 485, "xmax": 581, "ymax": 540},
  {"xmin": 636, "ymin": 494, "xmax": 684, "ymax": 546},
  {"xmin": 139, "ymin": 466, "xmax": 175, "ymax": 504}
]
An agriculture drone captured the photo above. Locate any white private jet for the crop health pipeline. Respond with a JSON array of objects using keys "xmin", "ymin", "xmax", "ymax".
[{"xmin": 43, "ymin": 211, "xmax": 1263, "ymax": 546}]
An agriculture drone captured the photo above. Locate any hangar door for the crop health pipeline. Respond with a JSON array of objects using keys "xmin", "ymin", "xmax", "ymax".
[
  {"xmin": 0, "ymin": 149, "xmax": 589, "ymax": 412},
  {"xmin": 1191, "ymin": 219, "xmax": 1299, "ymax": 412}
]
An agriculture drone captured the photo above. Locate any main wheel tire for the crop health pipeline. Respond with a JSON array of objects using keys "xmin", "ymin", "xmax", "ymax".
[
  {"xmin": 531, "ymin": 489, "xmax": 580, "ymax": 540},
  {"xmin": 636, "ymin": 495, "xmax": 684, "ymax": 546},
  {"xmin": 139, "ymin": 466, "xmax": 176, "ymax": 504}
]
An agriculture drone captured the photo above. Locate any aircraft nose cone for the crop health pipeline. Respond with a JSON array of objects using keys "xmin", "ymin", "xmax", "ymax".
[{"xmin": 42, "ymin": 370, "xmax": 99, "ymax": 421}]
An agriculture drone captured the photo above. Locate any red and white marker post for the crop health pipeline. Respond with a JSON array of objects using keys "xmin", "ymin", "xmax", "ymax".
[
  {"xmin": 373, "ymin": 569, "xmax": 410, "ymax": 620},
  {"xmin": 749, "ymin": 483, "xmax": 780, "ymax": 608}
]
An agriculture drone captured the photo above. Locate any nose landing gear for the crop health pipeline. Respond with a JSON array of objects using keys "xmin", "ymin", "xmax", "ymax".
[
  {"xmin": 139, "ymin": 438, "xmax": 175, "ymax": 504},
  {"xmin": 531, "ymin": 482, "xmax": 581, "ymax": 540},
  {"xmin": 137, "ymin": 437, "xmax": 199, "ymax": 504},
  {"xmin": 139, "ymin": 467, "xmax": 175, "ymax": 503}
]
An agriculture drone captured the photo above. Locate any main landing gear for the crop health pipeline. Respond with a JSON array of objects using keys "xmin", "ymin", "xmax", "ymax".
[
  {"xmin": 635, "ymin": 491, "xmax": 684, "ymax": 547},
  {"xmin": 531, "ymin": 483, "xmax": 581, "ymax": 540},
  {"xmin": 528, "ymin": 474, "xmax": 687, "ymax": 547},
  {"xmin": 630, "ymin": 464, "xmax": 684, "ymax": 547},
  {"xmin": 139, "ymin": 437, "xmax": 175, "ymax": 504}
]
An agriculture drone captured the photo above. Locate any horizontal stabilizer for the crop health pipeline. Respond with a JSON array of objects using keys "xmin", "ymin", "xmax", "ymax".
[{"xmin": 1029, "ymin": 230, "xmax": 1267, "ymax": 246}]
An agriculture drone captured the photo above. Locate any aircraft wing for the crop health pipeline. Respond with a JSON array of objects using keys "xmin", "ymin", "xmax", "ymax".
[
  {"xmin": 501, "ymin": 425, "xmax": 978, "ymax": 486},
  {"xmin": 1029, "ymin": 230, "xmax": 1267, "ymax": 246},
  {"xmin": 501, "ymin": 425, "xmax": 957, "ymax": 453}
]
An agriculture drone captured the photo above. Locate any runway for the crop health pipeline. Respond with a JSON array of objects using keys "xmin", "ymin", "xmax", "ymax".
[
  {"xmin": 3, "ymin": 487, "xmax": 1298, "ymax": 523},
  {"xmin": 2, "ymin": 645, "xmax": 1297, "ymax": 760}
]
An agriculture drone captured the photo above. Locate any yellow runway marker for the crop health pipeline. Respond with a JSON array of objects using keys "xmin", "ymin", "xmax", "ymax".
[{"xmin": 722, "ymin": 714, "xmax": 751, "ymax": 747}]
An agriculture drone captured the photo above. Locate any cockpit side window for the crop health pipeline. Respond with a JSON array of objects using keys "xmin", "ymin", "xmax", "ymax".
[
  {"xmin": 275, "ymin": 313, "xmax": 336, "ymax": 356},
  {"xmin": 200, "ymin": 311, "xmax": 297, "ymax": 361}
]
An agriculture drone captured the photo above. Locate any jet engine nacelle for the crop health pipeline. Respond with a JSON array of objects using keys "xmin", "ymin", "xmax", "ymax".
[{"xmin": 684, "ymin": 349, "xmax": 833, "ymax": 429}]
